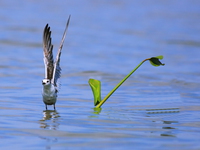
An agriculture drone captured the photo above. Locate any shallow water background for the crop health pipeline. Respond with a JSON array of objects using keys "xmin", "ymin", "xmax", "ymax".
[{"xmin": 0, "ymin": 0, "xmax": 200, "ymax": 149}]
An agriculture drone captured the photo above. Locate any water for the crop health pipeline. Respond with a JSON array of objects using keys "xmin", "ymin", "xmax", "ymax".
[{"xmin": 0, "ymin": 0, "xmax": 200, "ymax": 149}]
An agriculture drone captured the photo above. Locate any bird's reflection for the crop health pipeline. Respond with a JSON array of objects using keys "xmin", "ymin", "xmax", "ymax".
[{"xmin": 40, "ymin": 110, "xmax": 60, "ymax": 130}]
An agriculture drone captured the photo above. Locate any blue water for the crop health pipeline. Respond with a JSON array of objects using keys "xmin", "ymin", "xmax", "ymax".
[{"xmin": 0, "ymin": 0, "xmax": 200, "ymax": 149}]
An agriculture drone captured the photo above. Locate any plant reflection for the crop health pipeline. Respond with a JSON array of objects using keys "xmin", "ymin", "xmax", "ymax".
[
  {"xmin": 161, "ymin": 120, "xmax": 178, "ymax": 137},
  {"xmin": 89, "ymin": 107, "xmax": 102, "ymax": 118},
  {"xmin": 93, "ymin": 107, "xmax": 102, "ymax": 114},
  {"xmin": 39, "ymin": 110, "xmax": 60, "ymax": 130}
]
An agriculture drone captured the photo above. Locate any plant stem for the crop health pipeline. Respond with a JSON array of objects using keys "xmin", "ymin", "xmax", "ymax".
[{"xmin": 95, "ymin": 59, "xmax": 149, "ymax": 108}]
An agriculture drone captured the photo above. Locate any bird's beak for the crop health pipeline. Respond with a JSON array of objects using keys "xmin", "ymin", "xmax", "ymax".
[{"xmin": 42, "ymin": 82, "xmax": 45, "ymax": 85}]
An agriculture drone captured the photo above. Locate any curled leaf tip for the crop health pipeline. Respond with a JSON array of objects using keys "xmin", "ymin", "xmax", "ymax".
[
  {"xmin": 156, "ymin": 55, "xmax": 164, "ymax": 59},
  {"xmin": 149, "ymin": 55, "xmax": 165, "ymax": 67}
]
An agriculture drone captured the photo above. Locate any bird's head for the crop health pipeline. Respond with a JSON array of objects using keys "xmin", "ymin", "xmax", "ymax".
[{"xmin": 42, "ymin": 78, "xmax": 51, "ymax": 86}]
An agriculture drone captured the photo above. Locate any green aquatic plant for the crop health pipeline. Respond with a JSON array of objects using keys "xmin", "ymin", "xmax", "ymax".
[{"xmin": 88, "ymin": 55, "xmax": 165, "ymax": 108}]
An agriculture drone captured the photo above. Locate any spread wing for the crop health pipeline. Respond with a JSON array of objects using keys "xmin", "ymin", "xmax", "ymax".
[
  {"xmin": 43, "ymin": 24, "xmax": 54, "ymax": 80},
  {"xmin": 52, "ymin": 15, "xmax": 71, "ymax": 86}
]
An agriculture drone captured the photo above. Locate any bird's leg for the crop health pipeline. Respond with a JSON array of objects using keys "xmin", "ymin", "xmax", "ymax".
[
  {"xmin": 53, "ymin": 104, "xmax": 56, "ymax": 110},
  {"xmin": 45, "ymin": 105, "xmax": 48, "ymax": 110}
]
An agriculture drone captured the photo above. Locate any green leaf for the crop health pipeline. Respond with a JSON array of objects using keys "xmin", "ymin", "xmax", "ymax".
[
  {"xmin": 88, "ymin": 79, "xmax": 101, "ymax": 106},
  {"xmin": 149, "ymin": 55, "xmax": 165, "ymax": 67}
]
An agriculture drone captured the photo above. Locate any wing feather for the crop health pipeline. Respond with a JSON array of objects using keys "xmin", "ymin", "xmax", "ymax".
[
  {"xmin": 52, "ymin": 15, "xmax": 71, "ymax": 86},
  {"xmin": 43, "ymin": 24, "xmax": 54, "ymax": 80}
]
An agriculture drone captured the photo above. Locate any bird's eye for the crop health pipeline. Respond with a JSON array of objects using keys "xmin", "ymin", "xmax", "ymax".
[{"xmin": 47, "ymin": 80, "xmax": 49, "ymax": 83}]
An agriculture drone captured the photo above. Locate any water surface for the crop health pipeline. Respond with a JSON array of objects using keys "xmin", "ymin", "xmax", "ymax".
[{"xmin": 0, "ymin": 0, "xmax": 200, "ymax": 149}]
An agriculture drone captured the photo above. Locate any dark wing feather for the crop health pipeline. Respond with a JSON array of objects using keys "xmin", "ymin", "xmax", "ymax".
[
  {"xmin": 43, "ymin": 24, "xmax": 54, "ymax": 80},
  {"xmin": 52, "ymin": 15, "xmax": 71, "ymax": 86}
]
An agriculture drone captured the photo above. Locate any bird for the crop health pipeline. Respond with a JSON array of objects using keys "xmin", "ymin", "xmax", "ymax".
[{"xmin": 42, "ymin": 16, "xmax": 70, "ymax": 110}]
